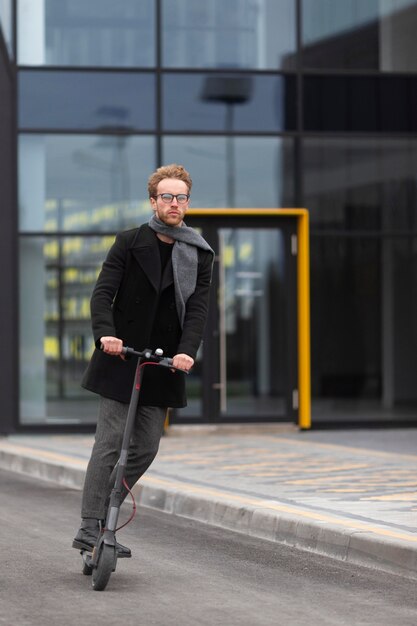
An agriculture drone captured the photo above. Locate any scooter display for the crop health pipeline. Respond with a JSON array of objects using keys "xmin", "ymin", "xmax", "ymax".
[{"xmin": 77, "ymin": 346, "xmax": 187, "ymax": 591}]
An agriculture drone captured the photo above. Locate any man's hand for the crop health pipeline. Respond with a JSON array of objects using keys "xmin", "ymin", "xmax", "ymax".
[
  {"xmin": 100, "ymin": 336, "xmax": 124, "ymax": 358},
  {"xmin": 172, "ymin": 353, "xmax": 194, "ymax": 372}
]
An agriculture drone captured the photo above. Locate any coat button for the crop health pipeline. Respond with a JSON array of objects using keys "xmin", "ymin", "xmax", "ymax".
[
  {"xmin": 135, "ymin": 297, "xmax": 141, "ymax": 304},
  {"xmin": 169, "ymin": 302, "xmax": 175, "ymax": 310},
  {"xmin": 167, "ymin": 324, "xmax": 173, "ymax": 332}
]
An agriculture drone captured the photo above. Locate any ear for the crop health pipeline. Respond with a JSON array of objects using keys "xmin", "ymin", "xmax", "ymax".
[{"xmin": 150, "ymin": 197, "xmax": 157, "ymax": 210}]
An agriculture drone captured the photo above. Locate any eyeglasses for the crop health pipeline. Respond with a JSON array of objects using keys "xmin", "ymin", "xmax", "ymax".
[{"xmin": 155, "ymin": 193, "xmax": 190, "ymax": 205}]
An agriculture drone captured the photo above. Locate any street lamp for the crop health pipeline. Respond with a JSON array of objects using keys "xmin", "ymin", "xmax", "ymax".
[{"xmin": 201, "ymin": 75, "xmax": 252, "ymax": 208}]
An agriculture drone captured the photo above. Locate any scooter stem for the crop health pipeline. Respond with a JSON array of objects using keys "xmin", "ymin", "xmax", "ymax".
[{"xmin": 105, "ymin": 356, "xmax": 144, "ymax": 532}]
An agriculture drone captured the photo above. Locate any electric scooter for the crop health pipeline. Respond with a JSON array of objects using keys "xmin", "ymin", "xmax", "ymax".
[{"xmin": 77, "ymin": 346, "xmax": 187, "ymax": 591}]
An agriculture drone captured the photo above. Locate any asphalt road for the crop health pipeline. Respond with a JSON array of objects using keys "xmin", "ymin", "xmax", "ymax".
[{"xmin": 0, "ymin": 469, "xmax": 416, "ymax": 626}]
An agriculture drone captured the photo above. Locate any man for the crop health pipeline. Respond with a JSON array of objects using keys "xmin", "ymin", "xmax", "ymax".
[{"xmin": 73, "ymin": 164, "xmax": 214, "ymax": 556}]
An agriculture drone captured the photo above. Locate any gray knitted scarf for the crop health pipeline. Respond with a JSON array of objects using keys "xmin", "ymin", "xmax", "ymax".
[{"xmin": 148, "ymin": 214, "xmax": 214, "ymax": 327}]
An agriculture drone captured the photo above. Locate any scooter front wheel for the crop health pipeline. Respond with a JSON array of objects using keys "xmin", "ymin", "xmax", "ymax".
[{"xmin": 92, "ymin": 544, "xmax": 116, "ymax": 591}]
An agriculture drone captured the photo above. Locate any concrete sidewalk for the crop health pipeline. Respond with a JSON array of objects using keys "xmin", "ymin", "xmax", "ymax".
[{"xmin": 1, "ymin": 425, "xmax": 417, "ymax": 580}]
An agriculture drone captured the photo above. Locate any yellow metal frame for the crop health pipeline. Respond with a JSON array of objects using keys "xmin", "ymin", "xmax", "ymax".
[{"xmin": 187, "ymin": 208, "xmax": 311, "ymax": 430}]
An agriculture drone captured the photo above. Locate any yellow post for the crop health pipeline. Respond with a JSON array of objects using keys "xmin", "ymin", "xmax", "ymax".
[
  {"xmin": 297, "ymin": 211, "xmax": 311, "ymax": 429},
  {"xmin": 163, "ymin": 408, "xmax": 170, "ymax": 434}
]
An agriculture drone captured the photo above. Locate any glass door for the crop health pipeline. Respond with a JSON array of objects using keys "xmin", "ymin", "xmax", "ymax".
[
  {"xmin": 174, "ymin": 217, "xmax": 298, "ymax": 424},
  {"xmin": 215, "ymin": 225, "xmax": 297, "ymax": 421}
]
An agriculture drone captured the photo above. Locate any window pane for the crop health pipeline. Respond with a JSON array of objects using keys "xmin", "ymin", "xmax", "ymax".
[
  {"xmin": 0, "ymin": 0, "xmax": 13, "ymax": 57},
  {"xmin": 163, "ymin": 73, "xmax": 296, "ymax": 132},
  {"xmin": 302, "ymin": 0, "xmax": 417, "ymax": 71},
  {"xmin": 387, "ymin": 237, "xmax": 417, "ymax": 407},
  {"xmin": 18, "ymin": 0, "xmax": 155, "ymax": 67},
  {"xmin": 162, "ymin": 0, "xmax": 296, "ymax": 70},
  {"xmin": 310, "ymin": 237, "xmax": 381, "ymax": 408},
  {"xmin": 311, "ymin": 235, "xmax": 417, "ymax": 423},
  {"xmin": 163, "ymin": 136, "xmax": 295, "ymax": 208},
  {"xmin": 304, "ymin": 75, "xmax": 417, "ymax": 133},
  {"xmin": 19, "ymin": 71, "xmax": 155, "ymax": 131},
  {"xmin": 19, "ymin": 235, "xmax": 112, "ymax": 425},
  {"xmin": 19, "ymin": 135, "xmax": 156, "ymax": 232},
  {"xmin": 303, "ymin": 138, "xmax": 417, "ymax": 231}
]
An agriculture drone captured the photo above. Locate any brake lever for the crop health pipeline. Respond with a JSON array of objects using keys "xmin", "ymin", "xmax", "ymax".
[{"xmin": 158, "ymin": 357, "xmax": 190, "ymax": 374}]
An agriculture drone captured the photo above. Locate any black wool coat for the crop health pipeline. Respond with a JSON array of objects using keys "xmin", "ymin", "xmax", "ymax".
[{"xmin": 81, "ymin": 224, "xmax": 213, "ymax": 407}]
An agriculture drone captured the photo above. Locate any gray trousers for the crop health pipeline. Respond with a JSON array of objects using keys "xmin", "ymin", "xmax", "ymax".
[{"xmin": 81, "ymin": 397, "xmax": 167, "ymax": 519}]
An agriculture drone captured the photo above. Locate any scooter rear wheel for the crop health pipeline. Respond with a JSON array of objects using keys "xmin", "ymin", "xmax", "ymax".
[
  {"xmin": 92, "ymin": 544, "xmax": 116, "ymax": 591},
  {"xmin": 82, "ymin": 562, "xmax": 93, "ymax": 576},
  {"xmin": 81, "ymin": 551, "xmax": 93, "ymax": 576}
]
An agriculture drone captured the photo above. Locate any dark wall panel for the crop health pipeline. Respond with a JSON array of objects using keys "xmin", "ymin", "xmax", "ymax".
[{"xmin": 0, "ymin": 47, "xmax": 17, "ymax": 433}]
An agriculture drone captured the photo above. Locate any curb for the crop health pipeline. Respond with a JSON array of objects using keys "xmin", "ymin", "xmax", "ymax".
[
  {"xmin": 135, "ymin": 481, "xmax": 417, "ymax": 581},
  {"xmin": 1, "ymin": 446, "xmax": 416, "ymax": 581}
]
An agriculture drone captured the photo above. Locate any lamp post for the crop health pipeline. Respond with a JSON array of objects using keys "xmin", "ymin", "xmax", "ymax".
[{"xmin": 201, "ymin": 76, "xmax": 252, "ymax": 208}]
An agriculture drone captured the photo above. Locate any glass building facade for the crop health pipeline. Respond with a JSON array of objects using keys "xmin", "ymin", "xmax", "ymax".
[{"xmin": 1, "ymin": 0, "xmax": 417, "ymax": 431}]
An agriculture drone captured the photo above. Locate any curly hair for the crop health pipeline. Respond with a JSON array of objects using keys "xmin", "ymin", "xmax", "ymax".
[{"xmin": 148, "ymin": 164, "xmax": 193, "ymax": 198}]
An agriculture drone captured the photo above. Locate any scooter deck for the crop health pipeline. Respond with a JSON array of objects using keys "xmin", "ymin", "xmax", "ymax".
[{"xmin": 73, "ymin": 541, "xmax": 132, "ymax": 558}]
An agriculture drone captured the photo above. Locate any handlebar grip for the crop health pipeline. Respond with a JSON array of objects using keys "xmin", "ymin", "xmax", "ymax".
[{"xmin": 100, "ymin": 343, "xmax": 132, "ymax": 355}]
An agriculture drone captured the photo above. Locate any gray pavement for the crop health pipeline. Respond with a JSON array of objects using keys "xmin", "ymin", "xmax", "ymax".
[
  {"xmin": 1, "ymin": 424, "xmax": 417, "ymax": 580},
  {"xmin": 3, "ymin": 469, "xmax": 417, "ymax": 626}
]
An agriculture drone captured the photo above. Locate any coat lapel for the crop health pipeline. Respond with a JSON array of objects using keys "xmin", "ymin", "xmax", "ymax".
[
  {"xmin": 130, "ymin": 224, "xmax": 175, "ymax": 293},
  {"xmin": 130, "ymin": 225, "xmax": 161, "ymax": 292}
]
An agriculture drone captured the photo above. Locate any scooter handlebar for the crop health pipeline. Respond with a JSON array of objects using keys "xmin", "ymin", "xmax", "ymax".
[{"xmin": 120, "ymin": 346, "xmax": 189, "ymax": 373}]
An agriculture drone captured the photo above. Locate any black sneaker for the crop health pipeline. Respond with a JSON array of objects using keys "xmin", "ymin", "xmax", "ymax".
[{"xmin": 72, "ymin": 518, "xmax": 131, "ymax": 558}]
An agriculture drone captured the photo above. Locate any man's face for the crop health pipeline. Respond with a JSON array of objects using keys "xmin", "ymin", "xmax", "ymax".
[{"xmin": 150, "ymin": 178, "xmax": 190, "ymax": 227}]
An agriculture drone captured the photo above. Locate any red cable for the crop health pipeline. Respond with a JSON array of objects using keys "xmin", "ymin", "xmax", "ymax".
[
  {"xmin": 135, "ymin": 360, "xmax": 163, "ymax": 389},
  {"xmin": 115, "ymin": 478, "xmax": 138, "ymax": 532}
]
